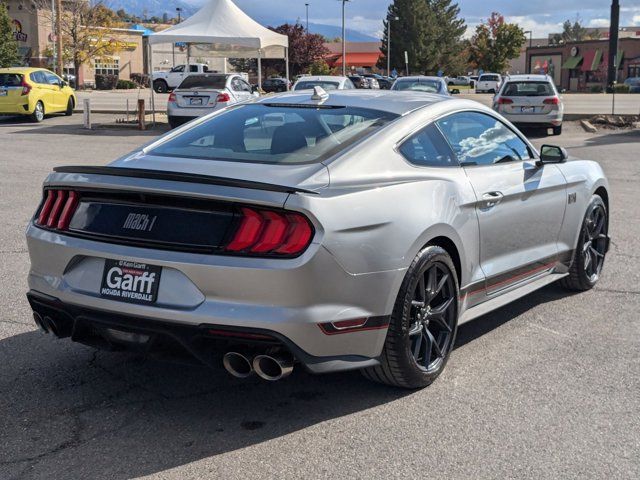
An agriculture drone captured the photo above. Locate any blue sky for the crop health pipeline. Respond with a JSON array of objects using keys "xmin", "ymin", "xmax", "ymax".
[{"xmin": 186, "ymin": 0, "xmax": 640, "ymax": 38}]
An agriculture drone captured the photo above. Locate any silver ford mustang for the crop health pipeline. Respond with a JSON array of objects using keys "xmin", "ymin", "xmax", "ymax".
[{"xmin": 26, "ymin": 89, "xmax": 610, "ymax": 388}]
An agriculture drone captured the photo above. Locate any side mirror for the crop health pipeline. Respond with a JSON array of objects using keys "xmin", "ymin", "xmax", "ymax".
[{"xmin": 537, "ymin": 144, "xmax": 568, "ymax": 166}]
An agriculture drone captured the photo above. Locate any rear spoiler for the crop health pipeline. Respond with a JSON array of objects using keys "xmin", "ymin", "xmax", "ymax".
[{"xmin": 52, "ymin": 166, "xmax": 318, "ymax": 195}]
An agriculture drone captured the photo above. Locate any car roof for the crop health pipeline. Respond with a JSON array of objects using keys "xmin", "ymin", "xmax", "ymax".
[
  {"xmin": 295, "ymin": 76, "xmax": 348, "ymax": 82},
  {"xmin": 254, "ymin": 89, "xmax": 453, "ymax": 115},
  {"xmin": 395, "ymin": 76, "xmax": 444, "ymax": 82},
  {"xmin": 505, "ymin": 74, "xmax": 551, "ymax": 82}
]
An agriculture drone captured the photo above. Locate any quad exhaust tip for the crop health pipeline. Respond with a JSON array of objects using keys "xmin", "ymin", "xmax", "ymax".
[
  {"xmin": 253, "ymin": 354, "xmax": 294, "ymax": 381},
  {"xmin": 222, "ymin": 352, "xmax": 254, "ymax": 378}
]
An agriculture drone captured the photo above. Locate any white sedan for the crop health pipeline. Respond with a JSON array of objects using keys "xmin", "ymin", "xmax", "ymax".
[
  {"xmin": 292, "ymin": 76, "xmax": 356, "ymax": 91},
  {"xmin": 167, "ymin": 73, "xmax": 258, "ymax": 129}
]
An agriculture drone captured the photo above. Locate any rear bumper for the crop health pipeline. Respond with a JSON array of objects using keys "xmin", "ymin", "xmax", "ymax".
[
  {"xmin": 27, "ymin": 290, "xmax": 385, "ymax": 374},
  {"xmin": 167, "ymin": 104, "xmax": 223, "ymax": 119},
  {"xmin": 26, "ymin": 222, "xmax": 398, "ymax": 369},
  {"xmin": 499, "ymin": 111, "xmax": 563, "ymax": 126},
  {"xmin": 0, "ymin": 102, "xmax": 31, "ymax": 115}
]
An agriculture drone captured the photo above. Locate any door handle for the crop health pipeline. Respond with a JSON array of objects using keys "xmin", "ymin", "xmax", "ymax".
[{"xmin": 481, "ymin": 191, "xmax": 504, "ymax": 208}]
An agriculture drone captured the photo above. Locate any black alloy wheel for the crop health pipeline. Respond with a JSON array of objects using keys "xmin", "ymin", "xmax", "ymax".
[
  {"xmin": 408, "ymin": 263, "xmax": 457, "ymax": 373},
  {"xmin": 362, "ymin": 245, "xmax": 459, "ymax": 389}
]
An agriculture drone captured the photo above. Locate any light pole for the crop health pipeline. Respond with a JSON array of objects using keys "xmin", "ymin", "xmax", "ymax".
[
  {"xmin": 305, "ymin": 3, "xmax": 310, "ymax": 33},
  {"xmin": 173, "ymin": 7, "xmax": 183, "ymax": 67},
  {"xmin": 341, "ymin": 0, "xmax": 350, "ymax": 77},
  {"xmin": 524, "ymin": 30, "xmax": 532, "ymax": 73},
  {"xmin": 386, "ymin": 15, "xmax": 399, "ymax": 78}
]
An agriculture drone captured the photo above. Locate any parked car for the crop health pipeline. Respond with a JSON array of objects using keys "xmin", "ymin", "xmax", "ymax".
[
  {"xmin": 476, "ymin": 73, "xmax": 502, "ymax": 93},
  {"xmin": 348, "ymin": 75, "xmax": 368, "ymax": 89},
  {"xmin": 390, "ymin": 76, "xmax": 449, "ymax": 96},
  {"xmin": 447, "ymin": 76, "xmax": 471, "ymax": 87},
  {"xmin": 623, "ymin": 77, "xmax": 640, "ymax": 93},
  {"xmin": 292, "ymin": 75, "xmax": 356, "ymax": 91},
  {"xmin": 362, "ymin": 73, "xmax": 393, "ymax": 89},
  {"xmin": 262, "ymin": 77, "xmax": 290, "ymax": 93},
  {"xmin": 167, "ymin": 73, "xmax": 258, "ymax": 129},
  {"xmin": 493, "ymin": 74, "xmax": 564, "ymax": 135},
  {"xmin": 26, "ymin": 90, "xmax": 610, "ymax": 388},
  {"xmin": 153, "ymin": 64, "xmax": 211, "ymax": 93},
  {"xmin": 0, "ymin": 67, "xmax": 76, "ymax": 122},
  {"xmin": 365, "ymin": 77, "xmax": 380, "ymax": 89}
]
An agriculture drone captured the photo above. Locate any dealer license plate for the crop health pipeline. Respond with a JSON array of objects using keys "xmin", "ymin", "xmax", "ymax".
[
  {"xmin": 521, "ymin": 106, "xmax": 535, "ymax": 113},
  {"xmin": 189, "ymin": 97, "xmax": 203, "ymax": 105},
  {"xmin": 100, "ymin": 259, "xmax": 162, "ymax": 305}
]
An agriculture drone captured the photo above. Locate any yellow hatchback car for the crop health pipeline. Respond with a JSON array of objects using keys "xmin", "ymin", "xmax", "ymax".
[{"xmin": 0, "ymin": 67, "xmax": 76, "ymax": 122}]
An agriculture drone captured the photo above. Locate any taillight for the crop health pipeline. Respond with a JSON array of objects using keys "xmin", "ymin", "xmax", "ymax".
[
  {"xmin": 35, "ymin": 189, "xmax": 80, "ymax": 231},
  {"xmin": 216, "ymin": 92, "xmax": 231, "ymax": 102},
  {"xmin": 543, "ymin": 97, "xmax": 560, "ymax": 105},
  {"xmin": 497, "ymin": 97, "xmax": 513, "ymax": 104},
  {"xmin": 21, "ymin": 77, "xmax": 32, "ymax": 96},
  {"xmin": 168, "ymin": 92, "xmax": 176, "ymax": 102},
  {"xmin": 225, "ymin": 207, "xmax": 314, "ymax": 257}
]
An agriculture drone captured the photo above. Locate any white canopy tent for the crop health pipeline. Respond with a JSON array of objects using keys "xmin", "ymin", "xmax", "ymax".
[{"xmin": 146, "ymin": 0, "xmax": 290, "ymax": 120}]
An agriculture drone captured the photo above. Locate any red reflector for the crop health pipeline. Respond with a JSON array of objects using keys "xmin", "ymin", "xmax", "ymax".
[
  {"xmin": 46, "ymin": 190, "xmax": 68, "ymax": 228},
  {"xmin": 216, "ymin": 92, "xmax": 231, "ymax": 102},
  {"xmin": 497, "ymin": 97, "xmax": 513, "ymax": 104},
  {"xmin": 543, "ymin": 97, "xmax": 560, "ymax": 105},
  {"xmin": 251, "ymin": 211, "xmax": 288, "ymax": 253},
  {"xmin": 57, "ymin": 191, "xmax": 79, "ymax": 230},
  {"xmin": 226, "ymin": 208, "xmax": 264, "ymax": 251},
  {"xmin": 332, "ymin": 318, "xmax": 368, "ymax": 330},
  {"xmin": 274, "ymin": 213, "xmax": 313, "ymax": 255},
  {"xmin": 37, "ymin": 190, "xmax": 56, "ymax": 225}
]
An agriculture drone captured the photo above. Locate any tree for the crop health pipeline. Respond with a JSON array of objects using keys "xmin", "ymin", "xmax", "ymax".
[
  {"xmin": 551, "ymin": 15, "xmax": 596, "ymax": 44},
  {"xmin": 309, "ymin": 60, "xmax": 333, "ymax": 75},
  {"xmin": 34, "ymin": 1, "xmax": 122, "ymax": 83},
  {"xmin": 378, "ymin": 0, "xmax": 467, "ymax": 76},
  {"xmin": 0, "ymin": 2, "xmax": 20, "ymax": 67},
  {"xmin": 266, "ymin": 23, "xmax": 329, "ymax": 77},
  {"xmin": 468, "ymin": 12, "xmax": 525, "ymax": 73}
]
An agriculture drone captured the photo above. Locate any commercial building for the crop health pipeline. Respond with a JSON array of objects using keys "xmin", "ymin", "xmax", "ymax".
[
  {"xmin": 4, "ymin": 0, "xmax": 144, "ymax": 85},
  {"xmin": 324, "ymin": 42, "xmax": 382, "ymax": 73},
  {"xmin": 527, "ymin": 36, "xmax": 640, "ymax": 91}
]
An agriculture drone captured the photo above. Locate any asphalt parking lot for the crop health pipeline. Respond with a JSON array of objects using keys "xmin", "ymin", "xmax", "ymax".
[{"xmin": 0, "ymin": 114, "xmax": 638, "ymax": 480}]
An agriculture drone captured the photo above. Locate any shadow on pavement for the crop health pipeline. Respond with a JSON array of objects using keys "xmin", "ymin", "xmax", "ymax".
[
  {"xmin": 0, "ymin": 115, "xmax": 169, "ymax": 137},
  {"xmin": 0, "ymin": 283, "xmax": 571, "ymax": 479}
]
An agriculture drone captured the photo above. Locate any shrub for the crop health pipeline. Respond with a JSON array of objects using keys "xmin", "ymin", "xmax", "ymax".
[
  {"xmin": 613, "ymin": 84, "xmax": 630, "ymax": 94},
  {"xmin": 116, "ymin": 79, "xmax": 137, "ymax": 90},
  {"xmin": 589, "ymin": 85, "xmax": 604, "ymax": 93},
  {"xmin": 130, "ymin": 73, "xmax": 150, "ymax": 87},
  {"xmin": 95, "ymin": 74, "xmax": 119, "ymax": 90}
]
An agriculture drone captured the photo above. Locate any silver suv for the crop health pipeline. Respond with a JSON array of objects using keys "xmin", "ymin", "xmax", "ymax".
[{"xmin": 493, "ymin": 74, "xmax": 564, "ymax": 135}]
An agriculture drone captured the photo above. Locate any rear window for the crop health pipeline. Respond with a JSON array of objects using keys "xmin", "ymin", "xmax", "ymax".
[
  {"xmin": 0, "ymin": 73, "xmax": 23, "ymax": 87},
  {"xmin": 392, "ymin": 79, "xmax": 441, "ymax": 93},
  {"xmin": 150, "ymin": 103, "xmax": 398, "ymax": 165},
  {"xmin": 502, "ymin": 81, "xmax": 554, "ymax": 97},
  {"xmin": 294, "ymin": 81, "xmax": 340, "ymax": 91},
  {"xmin": 178, "ymin": 75, "xmax": 227, "ymax": 89},
  {"xmin": 479, "ymin": 75, "xmax": 500, "ymax": 82}
]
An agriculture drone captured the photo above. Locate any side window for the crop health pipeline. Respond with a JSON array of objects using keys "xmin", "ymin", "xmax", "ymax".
[
  {"xmin": 45, "ymin": 72, "xmax": 61, "ymax": 86},
  {"xmin": 189, "ymin": 65, "xmax": 199, "ymax": 73},
  {"xmin": 30, "ymin": 71, "xmax": 47, "ymax": 84},
  {"xmin": 436, "ymin": 112, "xmax": 531, "ymax": 166},
  {"xmin": 171, "ymin": 65, "xmax": 185, "ymax": 73},
  {"xmin": 399, "ymin": 124, "xmax": 458, "ymax": 168},
  {"xmin": 240, "ymin": 80, "xmax": 252, "ymax": 92}
]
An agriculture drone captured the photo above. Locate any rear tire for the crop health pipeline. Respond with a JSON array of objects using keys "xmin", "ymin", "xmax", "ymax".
[
  {"xmin": 552, "ymin": 125, "xmax": 562, "ymax": 135},
  {"xmin": 30, "ymin": 101, "xmax": 45, "ymax": 123},
  {"xmin": 362, "ymin": 246, "xmax": 459, "ymax": 389},
  {"xmin": 65, "ymin": 97, "xmax": 74, "ymax": 116},
  {"xmin": 560, "ymin": 195, "xmax": 608, "ymax": 291}
]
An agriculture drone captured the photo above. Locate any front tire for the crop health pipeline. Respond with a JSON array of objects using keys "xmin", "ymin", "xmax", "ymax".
[
  {"xmin": 153, "ymin": 80, "xmax": 168, "ymax": 94},
  {"xmin": 65, "ymin": 97, "xmax": 74, "ymax": 116},
  {"xmin": 552, "ymin": 125, "xmax": 562, "ymax": 135},
  {"xmin": 560, "ymin": 195, "xmax": 608, "ymax": 291},
  {"xmin": 362, "ymin": 246, "xmax": 459, "ymax": 389},
  {"xmin": 30, "ymin": 101, "xmax": 45, "ymax": 123}
]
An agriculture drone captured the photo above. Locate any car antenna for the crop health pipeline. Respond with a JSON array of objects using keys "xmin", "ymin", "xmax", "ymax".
[{"xmin": 311, "ymin": 86, "xmax": 329, "ymax": 102}]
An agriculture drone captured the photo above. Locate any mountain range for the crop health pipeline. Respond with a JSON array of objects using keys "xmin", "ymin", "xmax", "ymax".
[{"xmin": 104, "ymin": 0, "xmax": 378, "ymax": 41}]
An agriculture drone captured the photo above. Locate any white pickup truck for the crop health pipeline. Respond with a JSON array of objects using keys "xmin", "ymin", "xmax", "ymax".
[{"xmin": 152, "ymin": 64, "xmax": 211, "ymax": 93}]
